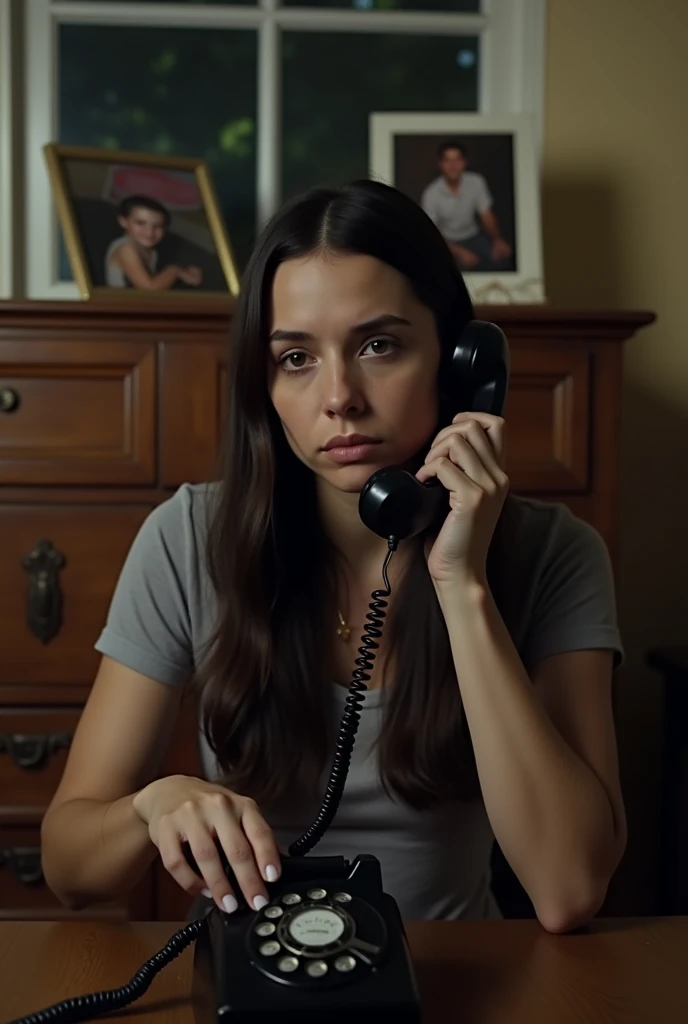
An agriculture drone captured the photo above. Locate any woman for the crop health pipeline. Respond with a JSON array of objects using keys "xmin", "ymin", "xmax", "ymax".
[{"xmin": 41, "ymin": 180, "xmax": 626, "ymax": 934}]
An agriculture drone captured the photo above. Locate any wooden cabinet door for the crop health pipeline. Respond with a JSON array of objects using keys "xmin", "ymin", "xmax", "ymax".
[
  {"xmin": 506, "ymin": 347, "xmax": 591, "ymax": 493},
  {"xmin": 0, "ymin": 505, "xmax": 152, "ymax": 685},
  {"xmin": 0, "ymin": 340, "xmax": 156, "ymax": 485},
  {"xmin": 159, "ymin": 342, "xmax": 226, "ymax": 487}
]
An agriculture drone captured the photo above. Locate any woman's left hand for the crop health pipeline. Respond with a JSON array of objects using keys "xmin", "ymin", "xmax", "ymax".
[{"xmin": 416, "ymin": 412, "xmax": 509, "ymax": 589}]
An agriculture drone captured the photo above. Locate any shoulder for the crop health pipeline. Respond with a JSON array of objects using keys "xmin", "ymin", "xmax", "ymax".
[
  {"xmin": 506, "ymin": 495, "xmax": 611, "ymax": 577},
  {"xmin": 464, "ymin": 171, "xmax": 489, "ymax": 191},
  {"xmin": 502, "ymin": 496, "xmax": 622, "ymax": 665},
  {"xmin": 142, "ymin": 481, "xmax": 219, "ymax": 550},
  {"xmin": 507, "ymin": 493, "xmax": 606, "ymax": 557},
  {"xmin": 105, "ymin": 236, "xmax": 132, "ymax": 261},
  {"xmin": 421, "ymin": 176, "xmax": 443, "ymax": 199},
  {"xmin": 124, "ymin": 482, "xmax": 221, "ymax": 591},
  {"xmin": 106, "ymin": 236, "xmax": 135, "ymax": 254}
]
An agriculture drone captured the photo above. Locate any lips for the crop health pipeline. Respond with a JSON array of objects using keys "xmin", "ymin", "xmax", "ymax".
[{"xmin": 322, "ymin": 434, "xmax": 381, "ymax": 451}]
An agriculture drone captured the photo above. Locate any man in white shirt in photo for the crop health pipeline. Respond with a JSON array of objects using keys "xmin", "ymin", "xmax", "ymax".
[{"xmin": 421, "ymin": 140, "xmax": 513, "ymax": 272}]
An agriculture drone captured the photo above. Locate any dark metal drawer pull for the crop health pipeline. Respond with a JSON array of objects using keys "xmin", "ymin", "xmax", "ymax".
[
  {"xmin": 0, "ymin": 386, "xmax": 20, "ymax": 413},
  {"xmin": 0, "ymin": 847, "xmax": 44, "ymax": 886},
  {"xmin": 22, "ymin": 539, "xmax": 66, "ymax": 644},
  {"xmin": 0, "ymin": 732, "xmax": 72, "ymax": 769}
]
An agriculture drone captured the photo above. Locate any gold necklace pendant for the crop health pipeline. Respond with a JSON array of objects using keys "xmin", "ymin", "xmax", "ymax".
[{"xmin": 336, "ymin": 609, "xmax": 352, "ymax": 642}]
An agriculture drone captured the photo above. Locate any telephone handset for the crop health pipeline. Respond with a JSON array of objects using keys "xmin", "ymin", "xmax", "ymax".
[
  {"xmin": 359, "ymin": 319, "xmax": 510, "ymax": 542},
  {"xmin": 11, "ymin": 321, "xmax": 509, "ymax": 1024}
]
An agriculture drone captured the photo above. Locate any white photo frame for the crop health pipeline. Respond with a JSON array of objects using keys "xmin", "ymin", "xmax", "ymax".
[{"xmin": 369, "ymin": 112, "xmax": 545, "ymax": 304}]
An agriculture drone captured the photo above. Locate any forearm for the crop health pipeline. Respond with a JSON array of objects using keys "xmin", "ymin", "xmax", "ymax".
[
  {"xmin": 41, "ymin": 794, "xmax": 157, "ymax": 910},
  {"xmin": 144, "ymin": 266, "xmax": 180, "ymax": 290},
  {"xmin": 479, "ymin": 211, "xmax": 501, "ymax": 241},
  {"xmin": 447, "ymin": 240, "xmax": 476, "ymax": 265},
  {"xmin": 437, "ymin": 580, "xmax": 619, "ymax": 931}
]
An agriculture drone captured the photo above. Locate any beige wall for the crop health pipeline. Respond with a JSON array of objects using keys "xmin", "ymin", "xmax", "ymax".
[{"xmin": 543, "ymin": 0, "xmax": 688, "ymax": 912}]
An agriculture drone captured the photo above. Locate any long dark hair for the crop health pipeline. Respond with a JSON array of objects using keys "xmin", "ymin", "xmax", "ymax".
[{"xmin": 194, "ymin": 179, "xmax": 508, "ymax": 811}]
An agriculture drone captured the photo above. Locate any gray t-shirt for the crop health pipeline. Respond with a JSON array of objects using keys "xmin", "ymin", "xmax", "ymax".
[
  {"xmin": 421, "ymin": 172, "xmax": 493, "ymax": 242},
  {"xmin": 95, "ymin": 483, "xmax": 623, "ymax": 922}
]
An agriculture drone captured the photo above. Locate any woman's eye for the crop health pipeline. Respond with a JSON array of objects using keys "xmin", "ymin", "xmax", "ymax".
[
  {"xmin": 280, "ymin": 351, "xmax": 309, "ymax": 371},
  {"xmin": 364, "ymin": 338, "xmax": 397, "ymax": 356}
]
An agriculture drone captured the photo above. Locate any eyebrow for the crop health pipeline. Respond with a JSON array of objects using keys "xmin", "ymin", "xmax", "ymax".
[{"xmin": 269, "ymin": 314, "xmax": 412, "ymax": 344}]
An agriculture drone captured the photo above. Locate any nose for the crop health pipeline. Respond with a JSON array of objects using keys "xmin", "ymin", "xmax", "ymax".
[{"xmin": 322, "ymin": 358, "xmax": 366, "ymax": 419}]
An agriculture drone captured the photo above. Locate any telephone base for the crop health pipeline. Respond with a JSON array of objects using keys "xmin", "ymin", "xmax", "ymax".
[{"xmin": 191, "ymin": 854, "xmax": 421, "ymax": 1023}]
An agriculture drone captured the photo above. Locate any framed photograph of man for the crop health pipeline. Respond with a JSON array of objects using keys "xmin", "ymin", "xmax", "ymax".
[
  {"xmin": 369, "ymin": 113, "xmax": 545, "ymax": 303},
  {"xmin": 43, "ymin": 143, "xmax": 240, "ymax": 300}
]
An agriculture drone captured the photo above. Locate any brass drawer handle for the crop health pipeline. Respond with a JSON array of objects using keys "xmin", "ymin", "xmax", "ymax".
[
  {"xmin": 0, "ymin": 847, "xmax": 43, "ymax": 886},
  {"xmin": 22, "ymin": 540, "xmax": 66, "ymax": 644},
  {"xmin": 0, "ymin": 387, "xmax": 20, "ymax": 413},
  {"xmin": 0, "ymin": 733, "xmax": 72, "ymax": 769}
]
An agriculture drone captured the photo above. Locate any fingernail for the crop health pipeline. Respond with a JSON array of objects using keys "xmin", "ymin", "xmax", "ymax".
[
  {"xmin": 222, "ymin": 894, "xmax": 238, "ymax": 914},
  {"xmin": 265, "ymin": 864, "xmax": 279, "ymax": 882},
  {"xmin": 253, "ymin": 895, "xmax": 269, "ymax": 911},
  {"xmin": 201, "ymin": 888, "xmax": 212, "ymax": 898}
]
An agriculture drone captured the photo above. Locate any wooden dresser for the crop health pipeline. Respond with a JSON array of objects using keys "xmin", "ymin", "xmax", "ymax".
[{"xmin": 0, "ymin": 300, "xmax": 654, "ymax": 922}]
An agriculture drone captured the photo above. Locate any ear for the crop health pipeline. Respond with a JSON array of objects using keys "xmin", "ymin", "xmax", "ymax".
[{"xmin": 117, "ymin": 215, "xmax": 129, "ymax": 231}]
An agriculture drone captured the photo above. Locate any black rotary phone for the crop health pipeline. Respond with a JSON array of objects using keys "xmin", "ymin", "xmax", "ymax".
[{"xmin": 8, "ymin": 321, "xmax": 508, "ymax": 1024}]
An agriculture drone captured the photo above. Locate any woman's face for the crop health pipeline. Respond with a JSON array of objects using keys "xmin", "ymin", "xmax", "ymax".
[{"xmin": 268, "ymin": 251, "xmax": 441, "ymax": 494}]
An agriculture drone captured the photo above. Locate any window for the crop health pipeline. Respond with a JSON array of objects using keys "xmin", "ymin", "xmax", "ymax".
[
  {"xmin": 20, "ymin": 0, "xmax": 545, "ymax": 298},
  {"xmin": 0, "ymin": 0, "xmax": 14, "ymax": 298}
]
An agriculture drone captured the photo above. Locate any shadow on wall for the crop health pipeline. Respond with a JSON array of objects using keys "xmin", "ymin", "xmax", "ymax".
[
  {"xmin": 541, "ymin": 175, "xmax": 623, "ymax": 307},
  {"xmin": 605, "ymin": 378, "xmax": 688, "ymax": 917},
  {"xmin": 542, "ymin": 175, "xmax": 687, "ymax": 917}
]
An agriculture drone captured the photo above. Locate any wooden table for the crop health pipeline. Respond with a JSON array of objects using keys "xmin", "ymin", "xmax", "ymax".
[{"xmin": 2, "ymin": 917, "xmax": 688, "ymax": 1023}]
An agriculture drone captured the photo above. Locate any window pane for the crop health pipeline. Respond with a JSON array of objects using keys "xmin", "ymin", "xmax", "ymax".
[
  {"xmin": 64, "ymin": 1, "xmax": 256, "ymax": 5},
  {"xmin": 282, "ymin": 0, "xmax": 478, "ymax": 7},
  {"xmin": 282, "ymin": 33, "xmax": 478, "ymax": 199},
  {"xmin": 57, "ymin": 25, "xmax": 257, "ymax": 277}
]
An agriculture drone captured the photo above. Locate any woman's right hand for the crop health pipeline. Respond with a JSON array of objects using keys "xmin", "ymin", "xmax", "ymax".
[{"xmin": 132, "ymin": 775, "xmax": 281, "ymax": 914}]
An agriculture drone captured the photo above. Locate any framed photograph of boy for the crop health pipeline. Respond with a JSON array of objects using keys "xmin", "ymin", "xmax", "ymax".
[
  {"xmin": 43, "ymin": 143, "xmax": 240, "ymax": 300},
  {"xmin": 369, "ymin": 113, "xmax": 545, "ymax": 303}
]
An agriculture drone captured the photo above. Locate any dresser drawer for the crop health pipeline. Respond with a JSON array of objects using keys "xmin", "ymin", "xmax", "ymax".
[
  {"xmin": 0, "ymin": 505, "xmax": 151, "ymax": 685},
  {"xmin": 0, "ymin": 709, "xmax": 80, "ymax": 812},
  {"xmin": 0, "ymin": 825, "xmax": 134, "ymax": 920},
  {"xmin": 506, "ymin": 347, "xmax": 591, "ymax": 493},
  {"xmin": 0, "ymin": 339, "xmax": 156, "ymax": 485},
  {"xmin": 159, "ymin": 341, "xmax": 226, "ymax": 486}
]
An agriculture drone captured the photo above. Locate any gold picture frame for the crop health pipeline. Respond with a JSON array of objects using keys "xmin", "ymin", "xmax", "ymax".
[{"xmin": 43, "ymin": 143, "xmax": 240, "ymax": 301}]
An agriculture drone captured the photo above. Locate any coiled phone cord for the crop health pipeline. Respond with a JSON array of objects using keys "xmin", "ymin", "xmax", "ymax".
[
  {"xmin": 6, "ymin": 918, "xmax": 204, "ymax": 1024},
  {"xmin": 6, "ymin": 535, "xmax": 398, "ymax": 1024},
  {"xmin": 288, "ymin": 535, "xmax": 397, "ymax": 857}
]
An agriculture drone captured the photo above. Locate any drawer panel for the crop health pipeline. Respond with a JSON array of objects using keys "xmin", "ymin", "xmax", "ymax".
[
  {"xmin": 159, "ymin": 342, "xmax": 226, "ymax": 486},
  {"xmin": 0, "ymin": 340, "xmax": 156, "ymax": 485},
  {"xmin": 0, "ymin": 505, "xmax": 151, "ymax": 685},
  {"xmin": 0, "ymin": 824, "xmax": 143, "ymax": 919},
  {"xmin": 0, "ymin": 708, "xmax": 80, "ymax": 812},
  {"xmin": 506, "ymin": 348, "xmax": 591, "ymax": 493}
]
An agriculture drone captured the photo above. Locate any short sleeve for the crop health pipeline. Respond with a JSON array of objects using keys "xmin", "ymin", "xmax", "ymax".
[
  {"xmin": 94, "ymin": 492, "xmax": 195, "ymax": 686},
  {"xmin": 522, "ymin": 511, "xmax": 624, "ymax": 669},
  {"xmin": 474, "ymin": 174, "xmax": 493, "ymax": 214}
]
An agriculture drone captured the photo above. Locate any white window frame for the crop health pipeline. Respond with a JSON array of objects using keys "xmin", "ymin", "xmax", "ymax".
[
  {"xmin": 23, "ymin": 0, "xmax": 545, "ymax": 299},
  {"xmin": 0, "ymin": 0, "xmax": 15, "ymax": 298}
]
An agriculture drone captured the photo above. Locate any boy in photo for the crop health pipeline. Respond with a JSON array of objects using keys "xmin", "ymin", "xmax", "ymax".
[{"xmin": 105, "ymin": 194, "xmax": 203, "ymax": 290}]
